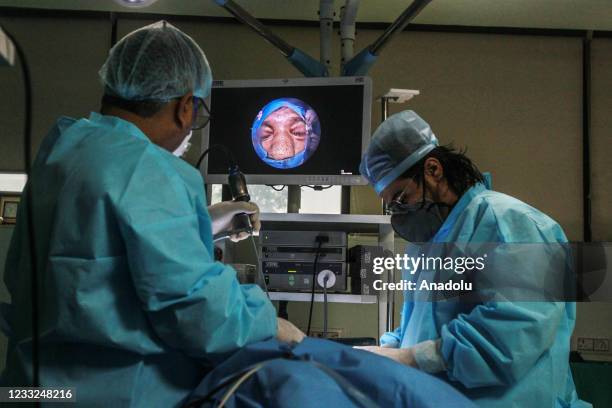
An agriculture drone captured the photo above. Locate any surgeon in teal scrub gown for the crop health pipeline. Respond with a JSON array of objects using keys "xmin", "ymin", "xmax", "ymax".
[
  {"xmin": 357, "ymin": 110, "xmax": 591, "ymax": 408},
  {"xmin": 1, "ymin": 21, "xmax": 304, "ymax": 407}
]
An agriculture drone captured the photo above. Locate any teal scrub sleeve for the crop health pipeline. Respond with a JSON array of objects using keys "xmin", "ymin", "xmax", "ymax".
[
  {"xmin": 437, "ymin": 199, "xmax": 571, "ymax": 388},
  {"xmin": 116, "ymin": 149, "xmax": 277, "ymax": 359},
  {"xmin": 440, "ymin": 301, "xmax": 564, "ymax": 388}
]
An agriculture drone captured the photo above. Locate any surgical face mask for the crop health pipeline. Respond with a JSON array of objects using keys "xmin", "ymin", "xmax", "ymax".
[
  {"xmin": 390, "ymin": 200, "xmax": 446, "ymax": 243},
  {"xmin": 173, "ymin": 130, "xmax": 193, "ymax": 157},
  {"xmin": 388, "ymin": 185, "xmax": 448, "ymax": 243}
]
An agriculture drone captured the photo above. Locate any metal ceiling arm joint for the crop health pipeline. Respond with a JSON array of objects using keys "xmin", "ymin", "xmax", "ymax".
[
  {"xmin": 319, "ymin": 0, "xmax": 335, "ymax": 71},
  {"xmin": 213, "ymin": 0, "xmax": 328, "ymax": 77},
  {"xmin": 340, "ymin": 0, "xmax": 359, "ymax": 70},
  {"xmin": 342, "ymin": 0, "xmax": 432, "ymax": 75}
]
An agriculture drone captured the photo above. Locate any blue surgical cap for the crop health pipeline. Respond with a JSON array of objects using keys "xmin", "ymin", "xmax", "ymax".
[
  {"xmin": 360, "ymin": 110, "xmax": 438, "ymax": 195},
  {"xmin": 99, "ymin": 20, "xmax": 212, "ymax": 102}
]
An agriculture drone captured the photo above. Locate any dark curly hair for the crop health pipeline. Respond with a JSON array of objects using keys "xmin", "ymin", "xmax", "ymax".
[{"xmin": 402, "ymin": 145, "xmax": 484, "ymax": 196}]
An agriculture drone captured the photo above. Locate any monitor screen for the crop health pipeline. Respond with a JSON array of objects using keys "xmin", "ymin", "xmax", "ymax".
[{"xmin": 202, "ymin": 77, "xmax": 372, "ymax": 185}]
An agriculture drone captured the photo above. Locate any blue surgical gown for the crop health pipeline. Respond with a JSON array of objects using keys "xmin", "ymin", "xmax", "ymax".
[
  {"xmin": 381, "ymin": 182, "xmax": 590, "ymax": 408},
  {"xmin": 190, "ymin": 338, "xmax": 477, "ymax": 408},
  {"xmin": 1, "ymin": 113, "xmax": 277, "ymax": 407}
]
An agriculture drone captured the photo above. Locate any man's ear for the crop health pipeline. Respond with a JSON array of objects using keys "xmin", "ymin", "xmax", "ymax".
[
  {"xmin": 424, "ymin": 157, "xmax": 444, "ymax": 181},
  {"xmin": 174, "ymin": 92, "xmax": 194, "ymax": 129}
]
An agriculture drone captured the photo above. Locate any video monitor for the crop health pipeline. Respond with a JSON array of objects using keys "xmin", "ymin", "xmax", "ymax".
[{"xmin": 202, "ymin": 76, "xmax": 372, "ymax": 185}]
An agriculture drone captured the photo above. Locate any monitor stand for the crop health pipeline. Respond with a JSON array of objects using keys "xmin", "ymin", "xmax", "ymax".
[{"xmin": 287, "ymin": 185, "xmax": 301, "ymax": 214}]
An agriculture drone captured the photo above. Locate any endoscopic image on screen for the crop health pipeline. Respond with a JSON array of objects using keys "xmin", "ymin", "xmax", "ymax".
[
  {"xmin": 251, "ymin": 98, "xmax": 321, "ymax": 169},
  {"xmin": 207, "ymin": 84, "xmax": 365, "ymax": 178}
]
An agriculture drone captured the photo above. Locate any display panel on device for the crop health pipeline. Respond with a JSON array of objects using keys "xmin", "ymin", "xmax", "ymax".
[{"xmin": 202, "ymin": 77, "xmax": 372, "ymax": 185}]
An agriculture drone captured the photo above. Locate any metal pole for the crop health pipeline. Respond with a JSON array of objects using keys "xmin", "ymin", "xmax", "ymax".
[
  {"xmin": 215, "ymin": 0, "xmax": 328, "ymax": 77},
  {"xmin": 381, "ymin": 97, "xmax": 389, "ymax": 122},
  {"xmin": 380, "ymin": 97, "xmax": 391, "ymax": 215},
  {"xmin": 582, "ymin": 31, "xmax": 592, "ymax": 242},
  {"xmin": 287, "ymin": 185, "xmax": 301, "ymax": 214},
  {"xmin": 340, "ymin": 0, "xmax": 360, "ymax": 71},
  {"xmin": 217, "ymin": 0, "xmax": 294, "ymax": 57},
  {"xmin": 369, "ymin": 0, "xmax": 432, "ymax": 55},
  {"xmin": 319, "ymin": 0, "xmax": 335, "ymax": 72},
  {"xmin": 109, "ymin": 12, "xmax": 118, "ymax": 48},
  {"xmin": 282, "ymin": 185, "xmax": 302, "ymax": 320},
  {"xmin": 378, "ymin": 224, "xmax": 395, "ymax": 334}
]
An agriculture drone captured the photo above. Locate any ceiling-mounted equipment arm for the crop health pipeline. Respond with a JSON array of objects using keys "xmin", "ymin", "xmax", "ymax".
[
  {"xmin": 340, "ymin": 0, "xmax": 360, "ymax": 71},
  {"xmin": 319, "ymin": 0, "xmax": 335, "ymax": 71},
  {"xmin": 214, "ymin": 0, "xmax": 329, "ymax": 77},
  {"xmin": 342, "ymin": 0, "xmax": 432, "ymax": 76}
]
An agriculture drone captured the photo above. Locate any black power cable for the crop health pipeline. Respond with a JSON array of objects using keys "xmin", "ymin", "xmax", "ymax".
[
  {"xmin": 3, "ymin": 26, "xmax": 39, "ymax": 388},
  {"xmin": 306, "ymin": 240, "xmax": 322, "ymax": 336},
  {"xmin": 264, "ymin": 185, "xmax": 334, "ymax": 193},
  {"xmin": 300, "ymin": 185, "xmax": 333, "ymax": 190},
  {"xmin": 306, "ymin": 235, "xmax": 328, "ymax": 336},
  {"xmin": 249, "ymin": 235, "xmax": 269, "ymax": 298},
  {"xmin": 323, "ymin": 275, "xmax": 329, "ymax": 338},
  {"xmin": 195, "ymin": 143, "xmax": 237, "ymax": 206},
  {"xmin": 195, "ymin": 143, "xmax": 236, "ymax": 170},
  {"xmin": 278, "ymin": 300, "xmax": 289, "ymax": 320},
  {"xmin": 266, "ymin": 184, "xmax": 286, "ymax": 192}
]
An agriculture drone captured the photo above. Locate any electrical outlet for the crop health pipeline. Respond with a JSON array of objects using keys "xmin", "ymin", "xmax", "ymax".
[
  {"xmin": 593, "ymin": 338, "xmax": 610, "ymax": 353},
  {"xmin": 309, "ymin": 328, "xmax": 342, "ymax": 339},
  {"xmin": 577, "ymin": 337, "xmax": 594, "ymax": 352},
  {"xmin": 577, "ymin": 337, "xmax": 611, "ymax": 353}
]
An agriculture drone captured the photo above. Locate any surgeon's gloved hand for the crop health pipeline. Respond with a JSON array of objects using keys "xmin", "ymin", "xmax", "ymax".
[
  {"xmin": 208, "ymin": 201, "xmax": 261, "ymax": 242},
  {"xmin": 354, "ymin": 345, "xmax": 417, "ymax": 367},
  {"xmin": 276, "ymin": 318, "xmax": 306, "ymax": 344}
]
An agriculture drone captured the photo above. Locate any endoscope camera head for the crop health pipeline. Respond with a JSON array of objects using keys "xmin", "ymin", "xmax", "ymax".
[{"xmin": 228, "ymin": 164, "xmax": 250, "ymax": 202}]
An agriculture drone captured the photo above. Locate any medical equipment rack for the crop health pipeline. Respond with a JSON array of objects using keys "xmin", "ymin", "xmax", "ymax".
[{"xmin": 259, "ymin": 213, "xmax": 395, "ymax": 338}]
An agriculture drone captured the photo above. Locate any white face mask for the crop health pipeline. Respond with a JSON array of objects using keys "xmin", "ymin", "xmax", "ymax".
[{"xmin": 172, "ymin": 130, "xmax": 193, "ymax": 157}]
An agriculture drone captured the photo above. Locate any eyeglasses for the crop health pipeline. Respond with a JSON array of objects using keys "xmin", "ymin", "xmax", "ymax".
[
  {"xmin": 388, "ymin": 187, "xmax": 410, "ymax": 214},
  {"xmin": 387, "ymin": 185, "xmax": 426, "ymax": 214},
  {"xmin": 191, "ymin": 97, "xmax": 211, "ymax": 130}
]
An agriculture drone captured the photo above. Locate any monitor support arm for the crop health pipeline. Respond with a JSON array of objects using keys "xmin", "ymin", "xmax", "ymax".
[
  {"xmin": 213, "ymin": 0, "xmax": 329, "ymax": 77},
  {"xmin": 339, "ymin": 0, "xmax": 359, "ymax": 72},
  {"xmin": 342, "ymin": 0, "xmax": 432, "ymax": 76},
  {"xmin": 319, "ymin": 0, "xmax": 335, "ymax": 72}
]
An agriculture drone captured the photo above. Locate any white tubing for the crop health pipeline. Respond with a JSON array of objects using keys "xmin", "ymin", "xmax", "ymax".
[
  {"xmin": 340, "ymin": 0, "xmax": 360, "ymax": 68},
  {"xmin": 319, "ymin": 0, "xmax": 335, "ymax": 70}
]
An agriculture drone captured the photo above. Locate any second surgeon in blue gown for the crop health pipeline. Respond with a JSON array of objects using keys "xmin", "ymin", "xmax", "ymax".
[
  {"xmin": 357, "ymin": 110, "xmax": 591, "ymax": 408},
  {"xmin": 1, "ymin": 21, "xmax": 304, "ymax": 407}
]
